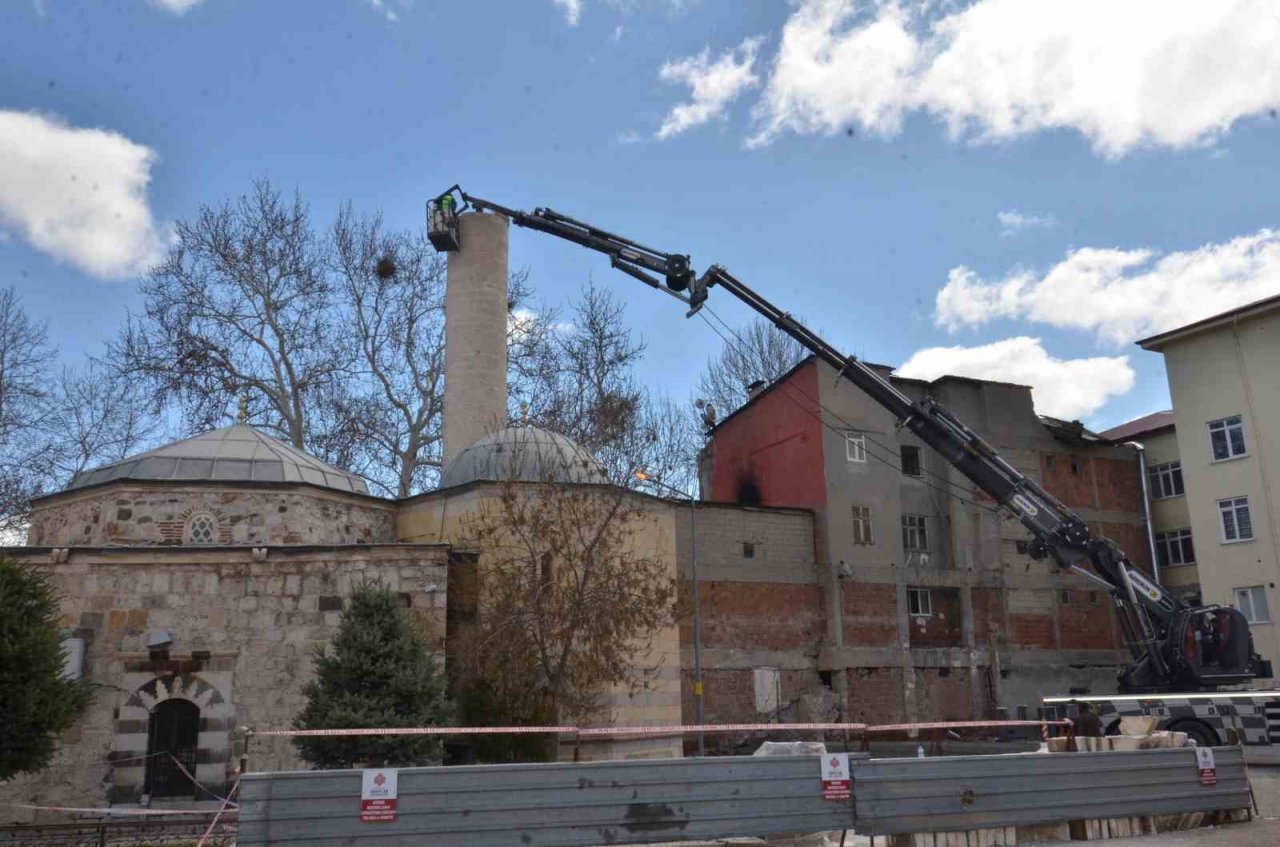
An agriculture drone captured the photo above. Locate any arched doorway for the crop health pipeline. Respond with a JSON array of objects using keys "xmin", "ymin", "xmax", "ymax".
[{"xmin": 144, "ymin": 699, "xmax": 200, "ymax": 799}]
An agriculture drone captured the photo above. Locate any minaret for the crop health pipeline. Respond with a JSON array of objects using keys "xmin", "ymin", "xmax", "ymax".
[{"xmin": 442, "ymin": 211, "xmax": 510, "ymax": 471}]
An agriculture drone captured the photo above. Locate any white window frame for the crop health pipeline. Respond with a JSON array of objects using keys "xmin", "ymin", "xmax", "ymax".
[
  {"xmin": 907, "ymin": 587, "xmax": 932, "ymax": 618},
  {"xmin": 1218, "ymin": 496, "xmax": 1254, "ymax": 543},
  {"xmin": 851, "ymin": 504, "xmax": 873, "ymax": 546},
  {"xmin": 845, "ymin": 432, "xmax": 867, "ymax": 463},
  {"xmin": 902, "ymin": 514, "xmax": 928, "ymax": 552},
  {"xmin": 1233, "ymin": 586, "xmax": 1270, "ymax": 624},
  {"xmin": 1154, "ymin": 528, "xmax": 1195, "ymax": 567},
  {"xmin": 1148, "ymin": 461, "xmax": 1184, "ymax": 500},
  {"xmin": 1208, "ymin": 415, "xmax": 1247, "ymax": 462}
]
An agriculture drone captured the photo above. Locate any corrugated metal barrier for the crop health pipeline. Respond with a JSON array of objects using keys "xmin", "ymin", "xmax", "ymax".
[
  {"xmin": 238, "ymin": 754, "xmax": 862, "ymax": 846},
  {"xmin": 854, "ymin": 746, "xmax": 1250, "ymax": 835},
  {"xmin": 238, "ymin": 747, "xmax": 1250, "ymax": 845}
]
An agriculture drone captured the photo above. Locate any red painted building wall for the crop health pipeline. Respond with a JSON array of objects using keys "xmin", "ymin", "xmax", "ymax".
[{"xmin": 707, "ymin": 360, "xmax": 827, "ymax": 511}]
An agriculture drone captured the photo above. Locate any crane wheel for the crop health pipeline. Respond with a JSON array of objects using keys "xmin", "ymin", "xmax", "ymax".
[{"xmin": 1168, "ymin": 719, "xmax": 1219, "ymax": 747}]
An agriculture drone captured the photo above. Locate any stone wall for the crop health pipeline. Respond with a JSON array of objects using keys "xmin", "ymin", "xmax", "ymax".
[
  {"xmin": 0, "ymin": 544, "xmax": 447, "ymax": 819},
  {"xmin": 28, "ymin": 484, "xmax": 397, "ymax": 547}
]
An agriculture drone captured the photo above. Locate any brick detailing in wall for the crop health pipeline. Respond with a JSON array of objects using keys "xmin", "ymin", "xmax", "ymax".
[
  {"xmin": 844, "ymin": 666, "xmax": 905, "ymax": 723},
  {"xmin": 1011, "ymin": 614, "xmax": 1057, "ymax": 649},
  {"xmin": 1059, "ymin": 589, "xmax": 1119, "ymax": 650},
  {"xmin": 683, "ymin": 580, "xmax": 824, "ymax": 651},
  {"xmin": 841, "ymin": 582, "xmax": 898, "ymax": 645},
  {"xmin": 913, "ymin": 667, "xmax": 976, "ymax": 722},
  {"xmin": 908, "ymin": 586, "xmax": 962, "ymax": 648}
]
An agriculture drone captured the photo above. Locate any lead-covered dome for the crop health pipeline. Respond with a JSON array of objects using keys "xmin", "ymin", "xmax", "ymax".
[
  {"xmin": 441, "ymin": 426, "xmax": 607, "ymax": 488},
  {"xmin": 67, "ymin": 425, "xmax": 369, "ymax": 495}
]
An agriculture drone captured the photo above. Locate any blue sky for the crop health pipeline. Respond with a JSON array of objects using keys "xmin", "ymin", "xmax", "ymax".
[{"xmin": 3, "ymin": 0, "xmax": 1279, "ymax": 431}]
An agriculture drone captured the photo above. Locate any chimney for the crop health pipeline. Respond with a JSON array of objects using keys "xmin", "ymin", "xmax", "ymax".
[
  {"xmin": 443, "ymin": 212, "xmax": 509, "ymax": 470},
  {"xmin": 746, "ymin": 379, "xmax": 767, "ymax": 400}
]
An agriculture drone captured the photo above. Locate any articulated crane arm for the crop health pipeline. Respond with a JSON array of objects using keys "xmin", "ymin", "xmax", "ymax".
[{"xmin": 427, "ymin": 187, "xmax": 1271, "ymax": 693}]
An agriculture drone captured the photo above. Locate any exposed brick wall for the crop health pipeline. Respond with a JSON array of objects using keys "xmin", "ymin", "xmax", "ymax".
[
  {"xmin": 1011, "ymin": 613, "xmax": 1056, "ymax": 649},
  {"xmin": 1097, "ymin": 521, "xmax": 1154, "ymax": 576},
  {"xmin": 707, "ymin": 360, "xmax": 827, "ymax": 510},
  {"xmin": 844, "ymin": 666, "xmax": 904, "ymax": 722},
  {"xmin": 680, "ymin": 580, "xmax": 824, "ymax": 651},
  {"xmin": 1040, "ymin": 453, "xmax": 1095, "ymax": 509},
  {"xmin": 908, "ymin": 587, "xmax": 962, "ymax": 648},
  {"xmin": 1094, "ymin": 457, "xmax": 1144, "ymax": 513},
  {"xmin": 972, "ymin": 586, "xmax": 1006, "ymax": 646},
  {"xmin": 913, "ymin": 667, "xmax": 974, "ymax": 722},
  {"xmin": 1059, "ymin": 589, "xmax": 1119, "ymax": 649},
  {"xmin": 841, "ymin": 581, "xmax": 898, "ymax": 645}
]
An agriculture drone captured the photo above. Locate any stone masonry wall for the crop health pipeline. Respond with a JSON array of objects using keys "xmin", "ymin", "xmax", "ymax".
[
  {"xmin": 28, "ymin": 485, "xmax": 396, "ymax": 547},
  {"xmin": 0, "ymin": 545, "xmax": 447, "ymax": 819}
]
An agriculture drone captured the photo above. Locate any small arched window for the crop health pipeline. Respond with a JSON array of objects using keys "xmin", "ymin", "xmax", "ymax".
[{"xmin": 184, "ymin": 513, "xmax": 219, "ymax": 545}]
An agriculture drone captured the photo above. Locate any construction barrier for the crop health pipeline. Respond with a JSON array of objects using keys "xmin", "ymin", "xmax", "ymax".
[{"xmin": 236, "ymin": 746, "xmax": 1249, "ymax": 846}]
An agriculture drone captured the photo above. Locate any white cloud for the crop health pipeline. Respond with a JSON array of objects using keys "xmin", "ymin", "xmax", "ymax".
[
  {"xmin": 657, "ymin": 37, "xmax": 764, "ymax": 140},
  {"xmin": 0, "ymin": 110, "xmax": 165, "ymax": 280},
  {"xmin": 935, "ymin": 229, "xmax": 1280, "ymax": 345},
  {"xmin": 997, "ymin": 209, "xmax": 1055, "ymax": 237},
  {"xmin": 554, "ymin": 0, "xmax": 583, "ymax": 26},
  {"xmin": 897, "ymin": 337, "xmax": 1135, "ymax": 419},
  {"xmin": 747, "ymin": 0, "xmax": 1280, "ymax": 156},
  {"xmin": 148, "ymin": 0, "xmax": 204, "ymax": 13}
]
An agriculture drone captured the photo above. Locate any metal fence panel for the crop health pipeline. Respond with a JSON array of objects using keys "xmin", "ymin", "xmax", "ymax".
[
  {"xmin": 238, "ymin": 754, "xmax": 861, "ymax": 847},
  {"xmin": 852, "ymin": 746, "xmax": 1250, "ymax": 835}
]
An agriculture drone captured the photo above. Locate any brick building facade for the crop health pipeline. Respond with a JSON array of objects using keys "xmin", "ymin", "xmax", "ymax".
[{"xmin": 681, "ymin": 356, "xmax": 1152, "ymax": 742}]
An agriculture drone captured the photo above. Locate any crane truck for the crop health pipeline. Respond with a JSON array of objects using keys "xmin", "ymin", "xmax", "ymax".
[{"xmin": 427, "ymin": 188, "xmax": 1279, "ymax": 748}]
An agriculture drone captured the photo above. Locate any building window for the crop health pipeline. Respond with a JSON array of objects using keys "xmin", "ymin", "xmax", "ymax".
[
  {"xmin": 1208, "ymin": 415, "xmax": 1247, "ymax": 461},
  {"xmin": 1218, "ymin": 497, "xmax": 1254, "ymax": 543},
  {"xmin": 845, "ymin": 432, "xmax": 867, "ymax": 463},
  {"xmin": 1148, "ymin": 461, "xmax": 1185, "ymax": 500},
  {"xmin": 145, "ymin": 699, "xmax": 200, "ymax": 799},
  {"xmin": 1233, "ymin": 586, "xmax": 1270, "ymax": 624},
  {"xmin": 1060, "ymin": 590, "xmax": 1071, "ymax": 604},
  {"xmin": 1015, "ymin": 539, "xmax": 1029, "ymax": 555},
  {"xmin": 900, "ymin": 445, "xmax": 922, "ymax": 477},
  {"xmin": 183, "ymin": 512, "xmax": 219, "ymax": 545},
  {"xmin": 1154, "ymin": 529, "xmax": 1195, "ymax": 568},
  {"xmin": 851, "ymin": 505, "xmax": 873, "ymax": 546},
  {"xmin": 902, "ymin": 514, "xmax": 928, "ymax": 552},
  {"xmin": 742, "ymin": 542, "xmax": 756, "ymax": 559},
  {"xmin": 907, "ymin": 587, "xmax": 932, "ymax": 617}
]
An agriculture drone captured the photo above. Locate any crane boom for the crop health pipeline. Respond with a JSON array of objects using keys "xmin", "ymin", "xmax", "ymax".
[{"xmin": 427, "ymin": 187, "xmax": 1272, "ymax": 693}]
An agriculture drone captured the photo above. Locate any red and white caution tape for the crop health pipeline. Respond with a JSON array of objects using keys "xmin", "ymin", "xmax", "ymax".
[
  {"xmin": 252, "ymin": 718, "xmax": 1067, "ymax": 739},
  {"xmin": 196, "ymin": 776, "xmax": 240, "ymax": 847},
  {"xmin": 0, "ymin": 801, "xmax": 232, "ymax": 817}
]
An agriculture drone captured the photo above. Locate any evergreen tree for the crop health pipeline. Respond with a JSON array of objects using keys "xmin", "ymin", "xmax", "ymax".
[
  {"xmin": 0, "ymin": 559, "xmax": 92, "ymax": 781},
  {"xmin": 293, "ymin": 584, "xmax": 453, "ymax": 768}
]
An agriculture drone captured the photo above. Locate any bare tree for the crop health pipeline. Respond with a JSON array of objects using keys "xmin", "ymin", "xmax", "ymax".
[
  {"xmin": 45, "ymin": 363, "xmax": 160, "ymax": 481},
  {"xmin": 696, "ymin": 318, "xmax": 806, "ymax": 418},
  {"xmin": 456, "ymin": 439, "xmax": 674, "ymax": 746},
  {"xmin": 327, "ymin": 206, "xmax": 447, "ymax": 497},
  {"xmin": 112, "ymin": 180, "xmax": 348, "ymax": 452},
  {"xmin": 0, "ymin": 288, "xmax": 55, "ymax": 534}
]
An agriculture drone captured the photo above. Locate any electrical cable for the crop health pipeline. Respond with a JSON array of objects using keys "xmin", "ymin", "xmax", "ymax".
[{"xmin": 696, "ymin": 307, "xmax": 1002, "ymax": 516}]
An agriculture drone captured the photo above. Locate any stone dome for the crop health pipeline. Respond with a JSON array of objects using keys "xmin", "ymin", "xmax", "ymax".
[
  {"xmin": 67, "ymin": 425, "xmax": 369, "ymax": 495},
  {"xmin": 441, "ymin": 426, "xmax": 608, "ymax": 488}
]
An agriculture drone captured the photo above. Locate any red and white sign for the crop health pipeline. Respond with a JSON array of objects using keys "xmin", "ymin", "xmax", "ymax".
[
  {"xmin": 820, "ymin": 753, "xmax": 851, "ymax": 801},
  {"xmin": 1195, "ymin": 747, "xmax": 1217, "ymax": 787},
  {"xmin": 360, "ymin": 768, "xmax": 398, "ymax": 822}
]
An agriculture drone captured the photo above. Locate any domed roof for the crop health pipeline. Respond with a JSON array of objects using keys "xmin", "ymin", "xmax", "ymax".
[
  {"xmin": 67, "ymin": 425, "xmax": 369, "ymax": 495},
  {"xmin": 441, "ymin": 426, "xmax": 607, "ymax": 488}
]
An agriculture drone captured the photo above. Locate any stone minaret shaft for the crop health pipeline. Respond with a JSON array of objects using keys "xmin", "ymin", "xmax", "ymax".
[{"xmin": 442, "ymin": 212, "xmax": 510, "ymax": 470}]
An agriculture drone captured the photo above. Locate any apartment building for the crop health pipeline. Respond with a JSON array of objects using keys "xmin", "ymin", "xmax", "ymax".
[
  {"xmin": 1099, "ymin": 411, "xmax": 1201, "ymax": 602},
  {"xmin": 691, "ymin": 355, "xmax": 1150, "ymax": 732},
  {"xmin": 1139, "ymin": 294, "xmax": 1280, "ymax": 672}
]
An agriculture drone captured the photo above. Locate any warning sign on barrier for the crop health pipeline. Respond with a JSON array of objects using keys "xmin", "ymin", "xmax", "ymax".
[
  {"xmin": 360, "ymin": 769, "xmax": 398, "ymax": 822},
  {"xmin": 820, "ymin": 753, "xmax": 851, "ymax": 800},
  {"xmin": 1195, "ymin": 747, "xmax": 1217, "ymax": 786}
]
